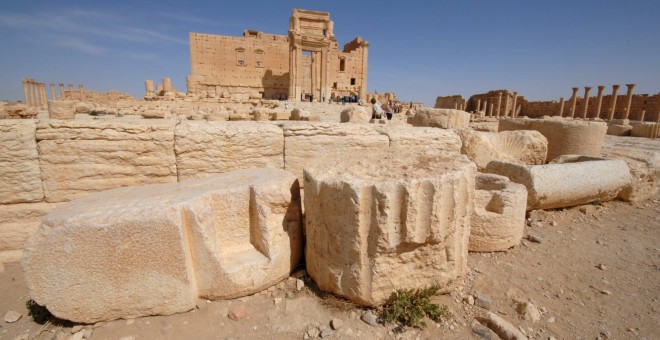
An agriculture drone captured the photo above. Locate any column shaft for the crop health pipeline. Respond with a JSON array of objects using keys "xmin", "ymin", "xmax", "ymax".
[
  {"xmin": 570, "ymin": 87, "xmax": 579, "ymax": 118},
  {"xmin": 608, "ymin": 85, "xmax": 620, "ymax": 120},
  {"xmin": 582, "ymin": 86, "xmax": 592, "ymax": 119},
  {"xmin": 623, "ymin": 84, "xmax": 636, "ymax": 120}
]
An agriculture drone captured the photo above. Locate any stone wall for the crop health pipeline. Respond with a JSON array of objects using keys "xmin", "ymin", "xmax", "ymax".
[
  {"xmin": 0, "ymin": 120, "xmax": 464, "ymax": 262},
  {"xmin": 435, "ymin": 95, "xmax": 466, "ymax": 109},
  {"xmin": 520, "ymin": 94, "xmax": 660, "ymax": 121}
]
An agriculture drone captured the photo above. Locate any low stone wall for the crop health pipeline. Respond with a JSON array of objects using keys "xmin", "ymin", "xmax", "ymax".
[{"xmin": 0, "ymin": 119, "xmax": 465, "ymax": 262}]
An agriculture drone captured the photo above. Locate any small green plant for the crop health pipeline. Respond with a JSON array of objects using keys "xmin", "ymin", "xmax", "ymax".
[
  {"xmin": 382, "ymin": 285, "xmax": 452, "ymax": 329},
  {"xmin": 26, "ymin": 299, "xmax": 52, "ymax": 325}
]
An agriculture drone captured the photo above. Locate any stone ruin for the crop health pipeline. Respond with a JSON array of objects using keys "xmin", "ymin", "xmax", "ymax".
[{"xmin": 0, "ymin": 7, "xmax": 659, "ymax": 334}]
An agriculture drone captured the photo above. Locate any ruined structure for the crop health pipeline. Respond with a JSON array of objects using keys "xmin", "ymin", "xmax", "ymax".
[
  {"xmin": 22, "ymin": 78, "xmax": 134, "ymax": 107},
  {"xmin": 185, "ymin": 9, "xmax": 368, "ymax": 102}
]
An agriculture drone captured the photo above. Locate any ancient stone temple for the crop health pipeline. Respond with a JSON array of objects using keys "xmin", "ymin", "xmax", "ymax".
[{"xmin": 186, "ymin": 9, "xmax": 368, "ymax": 101}]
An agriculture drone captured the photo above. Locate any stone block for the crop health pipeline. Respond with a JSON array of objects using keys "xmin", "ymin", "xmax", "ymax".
[
  {"xmin": 36, "ymin": 120, "xmax": 177, "ymax": 203},
  {"xmin": 499, "ymin": 118, "xmax": 608, "ymax": 162},
  {"xmin": 175, "ymin": 121, "xmax": 284, "ymax": 181},
  {"xmin": 458, "ymin": 129, "xmax": 548, "ymax": 170},
  {"xmin": 485, "ymin": 158, "xmax": 631, "ymax": 210},
  {"xmin": 47, "ymin": 101, "xmax": 76, "ymax": 120},
  {"xmin": 283, "ymin": 123, "xmax": 389, "ymax": 183},
  {"xmin": 469, "ymin": 174, "xmax": 527, "ymax": 252},
  {"xmin": 304, "ymin": 150, "xmax": 476, "ymax": 306},
  {"xmin": 0, "ymin": 120, "xmax": 43, "ymax": 204},
  {"xmin": 0, "ymin": 203, "xmax": 59, "ymax": 263},
  {"xmin": 411, "ymin": 108, "xmax": 470, "ymax": 130},
  {"xmin": 290, "ymin": 108, "xmax": 310, "ymax": 121},
  {"xmin": 23, "ymin": 168, "xmax": 303, "ymax": 323},
  {"xmin": 607, "ymin": 124, "xmax": 632, "ymax": 136},
  {"xmin": 373, "ymin": 125, "xmax": 462, "ymax": 153},
  {"xmin": 630, "ymin": 122, "xmax": 660, "ymax": 139},
  {"xmin": 340, "ymin": 106, "xmax": 370, "ymax": 123},
  {"xmin": 270, "ymin": 111, "xmax": 291, "ymax": 120},
  {"xmin": 601, "ymin": 135, "xmax": 660, "ymax": 202}
]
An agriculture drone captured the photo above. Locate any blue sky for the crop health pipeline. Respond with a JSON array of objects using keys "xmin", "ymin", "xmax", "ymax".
[{"xmin": 1, "ymin": 0, "xmax": 658, "ymax": 106}]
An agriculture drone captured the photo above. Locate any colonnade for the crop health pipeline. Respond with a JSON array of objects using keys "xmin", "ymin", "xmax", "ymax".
[{"xmin": 22, "ymin": 78, "xmax": 88, "ymax": 107}]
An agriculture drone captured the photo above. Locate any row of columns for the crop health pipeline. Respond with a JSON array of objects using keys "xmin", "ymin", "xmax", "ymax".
[
  {"xmin": 473, "ymin": 91, "xmax": 519, "ymax": 118},
  {"xmin": 563, "ymin": 84, "xmax": 638, "ymax": 120},
  {"xmin": 22, "ymin": 79, "xmax": 87, "ymax": 106}
]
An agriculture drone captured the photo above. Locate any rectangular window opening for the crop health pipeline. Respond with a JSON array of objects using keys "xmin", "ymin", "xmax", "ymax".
[{"xmin": 350, "ymin": 78, "xmax": 356, "ymax": 85}]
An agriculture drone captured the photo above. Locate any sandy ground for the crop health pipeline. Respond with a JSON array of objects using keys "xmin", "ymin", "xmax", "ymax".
[{"xmin": 1, "ymin": 191, "xmax": 658, "ymax": 340}]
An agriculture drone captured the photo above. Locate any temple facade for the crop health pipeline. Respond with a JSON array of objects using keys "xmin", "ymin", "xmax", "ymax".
[{"xmin": 186, "ymin": 9, "xmax": 368, "ymax": 102}]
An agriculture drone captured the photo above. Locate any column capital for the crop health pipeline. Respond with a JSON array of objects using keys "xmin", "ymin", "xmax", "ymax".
[
  {"xmin": 597, "ymin": 85, "xmax": 605, "ymax": 90},
  {"xmin": 612, "ymin": 84, "xmax": 620, "ymax": 90},
  {"xmin": 625, "ymin": 83, "xmax": 636, "ymax": 88},
  {"xmin": 572, "ymin": 87, "xmax": 579, "ymax": 91},
  {"xmin": 584, "ymin": 86, "xmax": 592, "ymax": 91}
]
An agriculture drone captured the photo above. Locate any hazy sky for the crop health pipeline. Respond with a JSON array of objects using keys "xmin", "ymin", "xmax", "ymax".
[{"xmin": 1, "ymin": 0, "xmax": 658, "ymax": 106}]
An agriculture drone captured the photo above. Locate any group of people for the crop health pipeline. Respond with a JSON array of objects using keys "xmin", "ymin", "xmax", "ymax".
[{"xmin": 371, "ymin": 99, "xmax": 395, "ymax": 120}]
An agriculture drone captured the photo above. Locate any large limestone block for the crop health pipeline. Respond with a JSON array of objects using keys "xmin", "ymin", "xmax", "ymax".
[
  {"xmin": 339, "ymin": 106, "xmax": 371, "ymax": 123},
  {"xmin": 304, "ymin": 150, "xmax": 476, "ymax": 306},
  {"xmin": 601, "ymin": 135, "xmax": 660, "ymax": 202},
  {"xmin": 411, "ymin": 108, "xmax": 470, "ymax": 130},
  {"xmin": 6, "ymin": 104, "xmax": 37, "ymax": 118},
  {"xmin": 0, "ymin": 120, "xmax": 44, "ymax": 204},
  {"xmin": 373, "ymin": 125, "xmax": 462, "ymax": 153},
  {"xmin": 0, "ymin": 203, "xmax": 59, "ymax": 263},
  {"xmin": 283, "ymin": 123, "xmax": 389, "ymax": 183},
  {"xmin": 290, "ymin": 108, "xmax": 310, "ymax": 121},
  {"xmin": 458, "ymin": 129, "xmax": 548, "ymax": 170},
  {"xmin": 47, "ymin": 101, "xmax": 76, "ymax": 120},
  {"xmin": 175, "ymin": 121, "xmax": 284, "ymax": 181},
  {"xmin": 36, "ymin": 120, "xmax": 177, "ymax": 203},
  {"xmin": 469, "ymin": 174, "xmax": 527, "ymax": 252},
  {"xmin": 499, "ymin": 118, "xmax": 607, "ymax": 162},
  {"xmin": 630, "ymin": 122, "xmax": 660, "ymax": 139},
  {"xmin": 23, "ymin": 168, "xmax": 303, "ymax": 323},
  {"xmin": 485, "ymin": 158, "xmax": 631, "ymax": 210}
]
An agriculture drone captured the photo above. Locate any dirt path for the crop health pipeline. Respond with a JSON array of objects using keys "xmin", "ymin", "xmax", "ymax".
[{"xmin": 1, "ymin": 194, "xmax": 658, "ymax": 340}]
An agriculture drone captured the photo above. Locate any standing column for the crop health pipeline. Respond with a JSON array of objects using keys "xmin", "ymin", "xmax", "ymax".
[
  {"xmin": 22, "ymin": 79, "xmax": 29, "ymax": 105},
  {"xmin": 485, "ymin": 100, "xmax": 490, "ymax": 117},
  {"xmin": 59, "ymin": 84, "xmax": 65, "ymax": 99},
  {"xmin": 608, "ymin": 85, "xmax": 620, "ymax": 120},
  {"xmin": 79, "ymin": 84, "xmax": 85, "ymax": 101},
  {"xmin": 656, "ymin": 95, "xmax": 660, "ymax": 123},
  {"xmin": 496, "ymin": 92, "xmax": 502, "ymax": 117},
  {"xmin": 569, "ymin": 87, "xmax": 579, "ymax": 118},
  {"xmin": 511, "ymin": 92, "xmax": 518, "ymax": 117},
  {"xmin": 504, "ymin": 93, "xmax": 510, "ymax": 117},
  {"xmin": 594, "ymin": 85, "xmax": 605, "ymax": 119},
  {"xmin": 623, "ymin": 83, "xmax": 636, "ymax": 120},
  {"xmin": 34, "ymin": 82, "xmax": 42, "ymax": 108},
  {"xmin": 558, "ymin": 97, "xmax": 565, "ymax": 117},
  {"xmin": 490, "ymin": 103, "xmax": 495, "ymax": 118},
  {"xmin": 639, "ymin": 110, "xmax": 646, "ymax": 122},
  {"xmin": 476, "ymin": 99, "xmax": 481, "ymax": 114},
  {"xmin": 581, "ymin": 86, "xmax": 592, "ymax": 119},
  {"xmin": 38, "ymin": 83, "xmax": 45, "ymax": 108},
  {"xmin": 50, "ymin": 84, "xmax": 56, "ymax": 101}
]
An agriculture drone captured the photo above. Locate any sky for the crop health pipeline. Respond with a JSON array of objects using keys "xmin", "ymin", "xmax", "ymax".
[{"xmin": 1, "ymin": 0, "xmax": 659, "ymax": 107}]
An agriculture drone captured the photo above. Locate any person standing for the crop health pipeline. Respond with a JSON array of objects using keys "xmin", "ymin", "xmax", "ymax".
[
  {"xmin": 371, "ymin": 98, "xmax": 383, "ymax": 119},
  {"xmin": 386, "ymin": 100, "xmax": 394, "ymax": 120}
]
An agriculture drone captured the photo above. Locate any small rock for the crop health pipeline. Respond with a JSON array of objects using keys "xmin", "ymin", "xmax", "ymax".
[
  {"xmin": 319, "ymin": 325, "xmax": 333, "ymax": 338},
  {"xmin": 296, "ymin": 279, "xmax": 305, "ymax": 291},
  {"xmin": 330, "ymin": 318, "xmax": 343, "ymax": 330},
  {"xmin": 596, "ymin": 264, "xmax": 606, "ymax": 270},
  {"xmin": 70, "ymin": 325, "xmax": 84, "ymax": 333},
  {"xmin": 118, "ymin": 337, "xmax": 135, "ymax": 340},
  {"xmin": 4, "ymin": 311, "xmax": 21, "ymax": 323},
  {"xmin": 599, "ymin": 330, "xmax": 611, "ymax": 339},
  {"xmin": 475, "ymin": 293, "xmax": 492, "ymax": 310},
  {"xmin": 360, "ymin": 311, "xmax": 379, "ymax": 326},
  {"xmin": 273, "ymin": 297, "xmax": 283, "ymax": 305},
  {"xmin": 600, "ymin": 290, "xmax": 612, "ymax": 295},
  {"xmin": 527, "ymin": 235, "xmax": 542, "ymax": 243},
  {"xmin": 69, "ymin": 331, "xmax": 85, "ymax": 340},
  {"xmin": 464, "ymin": 295, "xmax": 475, "ymax": 305},
  {"xmin": 579, "ymin": 205, "xmax": 597, "ymax": 214},
  {"xmin": 547, "ymin": 316, "xmax": 555, "ymax": 323},
  {"xmin": 472, "ymin": 325, "xmax": 492, "ymax": 340},
  {"xmin": 516, "ymin": 301, "xmax": 541, "ymax": 323},
  {"xmin": 550, "ymin": 221, "xmax": 557, "ymax": 227},
  {"xmin": 83, "ymin": 329, "xmax": 93, "ymax": 339},
  {"xmin": 125, "ymin": 319, "xmax": 134, "ymax": 325},
  {"xmin": 306, "ymin": 325, "xmax": 320, "ymax": 338},
  {"xmin": 227, "ymin": 305, "xmax": 248, "ymax": 321}
]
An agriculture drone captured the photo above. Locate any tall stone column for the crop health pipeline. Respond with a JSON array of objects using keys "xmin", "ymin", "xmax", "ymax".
[
  {"xmin": 29, "ymin": 80, "xmax": 36, "ymax": 107},
  {"xmin": 511, "ymin": 92, "xmax": 518, "ymax": 117},
  {"xmin": 581, "ymin": 86, "xmax": 592, "ymax": 119},
  {"xmin": 490, "ymin": 103, "xmax": 495, "ymax": 118},
  {"xmin": 59, "ymin": 84, "xmax": 65, "ymax": 100},
  {"xmin": 496, "ymin": 92, "xmax": 502, "ymax": 117},
  {"xmin": 594, "ymin": 85, "xmax": 605, "ymax": 119},
  {"xmin": 41, "ymin": 83, "xmax": 48, "ymax": 109},
  {"xmin": 50, "ymin": 84, "xmax": 56, "ymax": 101},
  {"xmin": 485, "ymin": 100, "xmax": 490, "ymax": 117},
  {"xmin": 68, "ymin": 84, "xmax": 75, "ymax": 100},
  {"xmin": 559, "ymin": 97, "xmax": 565, "ymax": 117},
  {"xmin": 476, "ymin": 99, "xmax": 481, "ymax": 114},
  {"xmin": 504, "ymin": 93, "xmax": 510, "ymax": 117},
  {"xmin": 145, "ymin": 80, "xmax": 154, "ymax": 96},
  {"xmin": 623, "ymin": 83, "xmax": 636, "ymax": 120},
  {"xmin": 22, "ymin": 79, "xmax": 29, "ymax": 105},
  {"xmin": 34, "ymin": 82, "xmax": 41, "ymax": 108},
  {"xmin": 608, "ymin": 85, "xmax": 620, "ymax": 120},
  {"xmin": 79, "ymin": 84, "xmax": 85, "ymax": 101},
  {"xmin": 569, "ymin": 87, "xmax": 579, "ymax": 118},
  {"xmin": 639, "ymin": 110, "xmax": 646, "ymax": 122}
]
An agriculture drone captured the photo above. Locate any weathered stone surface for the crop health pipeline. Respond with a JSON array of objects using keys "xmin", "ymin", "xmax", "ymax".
[
  {"xmin": 6, "ymin": 104, "xmax": 37, "ymax": 118},
  {"xmin": 47, "ymin": 101, "xmax": 76, "ymax": 120},
  {"xmin": 486, "ymin": 158, "xmax": 631, "ymax": 210},
  {"xmin": 373, "ymin": 125, "xmax": 462, "ymax": 153},
  {"xmin": 477, "ymin": 312, "xmax": 528, "ymax": 340},
  {"xmin": 175, "ymin": 121, "xmax": 284, "ymax": 180},
  {"xmin": 36, "ymin": 120, "xmax": 177, "ymax": 203},
  {"xmin": 290, "ymin": 108, "xmax": 310, "ymax": 121},
  {"xmin": 601, "ymin": 135, "xmax": 660, "ymax": 202},
  {"xmin": 339, "ymin": 106, "xmax": 370, "ymax": 123},
  {"xmin": 251, "ymin": 108, "xmax": 271, "ymax": 121},
  {"xmin": 141, "ymin": 110, "xmax": 171, "ymax": 119},
  {"xmin": 23, "ymin": 168, "xmax": 303, "ymax": 323},
  {"xmin": 283, "ymin": 123, "xmax": 389, "ymax": 183},
  {"xmin": 74, "ymin": 102, "xmax": 92, "ymax": 114},
  {"xmin": 458, "ymin": 129, "xmax": 547, "ymax": 170},
  {"xmin": 606, "ymin": 124, "xmax": 632, "ymax": 136},
  {"xmin": 499, "ymin": 118, "xmax": 607, "ymax": 162},
  {"xmin": 0, "ymin": 203, "xmax": 59, "ymax": 263},
  {"xmin": 630, "ymin": 122, "xmax": 660, "ymax": 139},
  {"xmin": 411, "ymin": 108, "xmax": 470, "ymax": 130},
  {"xmin": 0, "ymin": 120, "xmax": 43, "ymax": 204},
  {"xmin": 304, "ymin": 150, "xmax": 476, "ymax": 306},
  {"xmin": 469, "ymin": 174, "xmax": 527, "ymax": 252}
]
